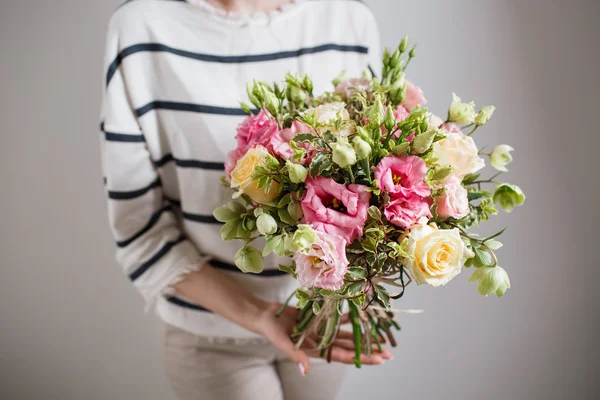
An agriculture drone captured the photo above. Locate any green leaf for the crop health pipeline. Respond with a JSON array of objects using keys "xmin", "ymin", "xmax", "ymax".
[
  {"xmin": 220, "ymin": 220, "xmax": 251, "ymax": 241},
  {"xmin": 312, "ymin": 301, "xmax": 321, "ymax": 315},
  {"xmin": 293, "ymin": 133, "xmax": 318, "ymax": 143},
  {"xmin": 295, "ymin": 289, "xmax": 310, "ymax": 308},
  {"xmin": 391, "ymin": 142, "xmax": 410, "ymax": 156},
  {"xmin": 373, "ymin": 285, "xmax": 391, "ymax": 311},
  {"xmin": 228, "ymin": 201, "xmax": 247, "ymax": 214},
  {"xmin": 361, "ymin": 238, "xmax": 378, "ymax": 253},
  {"xmin": 263, "ymin": 235, "xmax": 284, "ymax": 257},
  {"xmin": 213, "ymin": 205, "xmax": 241, "ymax": 223},
  {"xmin": 474, "ymin": 247, "xmax": 493, "ymax": 267},
  {"xmin": 347, "ymin": 281, "xmax": 365, "ymax": 297},
  {"xmin": 346, "ymin": 267, "xmax": 367, "ymax": 280},
  {"xmin": 462, "ymin": 174, "xmax": 480, "ymax": 185},
  {"xmin": 234, "ymin": 245, "xmax": 264, "ymax": 274},
  {"xmin": 309, "ymin": 152, "xmax": 333, "ymax": 178},
  {"xmin": 485, "ymin": 240, "xmax": 503, "ymax": 250},
  {"xmin": 278, "ymin": 208, "xmax": 297, "ymax": 226},
  {"xmin": 278, "ymin": 263, "xmax": 297, "ymax": 277},
  {"xmin": 367, "ymin": 206, "xmax": 382, "ymax": 221},
  {"xmin": 468, "ymin": 191, "xmax": 487, "ymax": 201},
  {"xmin": 277, "ymin": 193, "xmax": 292, "ymax": 208}
]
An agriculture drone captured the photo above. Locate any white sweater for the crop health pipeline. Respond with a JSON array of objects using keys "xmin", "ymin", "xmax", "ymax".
[{"xmin": 100, "ymin": 0, "xmax": 381, "ymax": 338}]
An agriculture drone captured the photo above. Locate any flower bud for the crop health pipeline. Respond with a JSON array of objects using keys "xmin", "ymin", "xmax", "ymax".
[
  {"xmin": 285, "ymin": 160, "xmax": 308, "ymax": 183},
  {"xmin": 399, "ymin": 36, "xmax": 409, "ymax": 53},
  {"xmin": 368, "ymin": 98, "xmax": 385, "ymax": 128},
  {"xmin": 287, "ymin": 201, "xmax": 303, "ymax": 221},
  {"xmin": 353, "ymin": 136, "xmax": 372, "ymax": 159},
  {"xmin": 256, "ymin": 213, "xmax": 278, "ymax": 235},
  {"xmin": 332, "ymin": 69, "xmax": 349, "ymax": 88},
  {"xmin": 331, "ymin": 137, "xmax": 357, "ymax": 168},
  {"xmin": 263, "ymin": 89, "xmax": 280, "ymax": 118},
  {"xmin": 469, "ymin": 266, "xmax": 511, "ymax": 297},
  {"xmin": 448, "ymin": 93, "xmax": 477, "ymax": 124},
  {"xmin": 384, "ymin": 105, "xmax": 396, "ymax": 131},
  {"xmin": 291, "ymin": 225, "xmax": 318, "ymax": 254},
  {"xmin": 475, "ymin": 105, "xmax": 496, "ymax": 126},
  {"xmin": 493, "ymin": 183, "xmax": 525, "ymax": 212},
  {"xmin": 490, "ymin": 144, "xmax": 514, "ymax": 172},
  {"xmin": 356, "ymin": 126, "xmax": 373, "ymax": 144},
  {"xmin": 303, "ymin": 75, "xmax": 313, "ymax": 93},
  {"xmin": 234, "ymin": 245, "xmax": 264, "ymax": 273},
  {"xmin": 287, "ymin": 85, "xmax": 307, "ymax": 104},
  {"xmin": 409, "ymin": 45, "xmax": 417, "ymax": 58}
]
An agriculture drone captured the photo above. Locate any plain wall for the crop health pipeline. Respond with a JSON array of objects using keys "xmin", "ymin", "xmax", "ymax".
[{"xmin": 1, "ymin": 1, "xmax": 598, "ymax": 399}]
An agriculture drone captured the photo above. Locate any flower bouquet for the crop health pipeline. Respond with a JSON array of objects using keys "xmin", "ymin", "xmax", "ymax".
[{"xmin": 214, "ymin": 37, "xmax": 525, "ymax": 367}]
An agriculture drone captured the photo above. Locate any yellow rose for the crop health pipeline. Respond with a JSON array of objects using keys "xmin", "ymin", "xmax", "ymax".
[
  {"xmin": 230, "ymin": 145, "xmax": 281, "ymax": 204},
  {"xmin": 401, "ymin": 219, "xmax": 473, "ymax": 287}
]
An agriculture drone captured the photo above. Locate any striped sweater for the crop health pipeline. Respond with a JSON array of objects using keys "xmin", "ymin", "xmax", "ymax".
[{"xmin": 100, "ymin": 0, "xmax": 381, "ymax": 338}]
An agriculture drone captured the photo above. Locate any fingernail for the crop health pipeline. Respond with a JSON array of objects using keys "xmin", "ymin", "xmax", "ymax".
[{"xmin": 297, "ymin": 363, "xmax": 306, "ymax": 376}]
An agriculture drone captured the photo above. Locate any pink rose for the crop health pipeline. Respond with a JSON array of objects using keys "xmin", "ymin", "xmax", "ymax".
[
  {"xmin": 267, "ymin": 120, "xmax": 312, "ymax": 163},
  {"xmin": 374, "ymin": 156, "xmax": 432, "ymax": 228},
  {"xmin": 301, "ymin": 176, "xmax": 370, "ymax": 243},
  {"xmin": 383, "ymin": 193, "xmax": 432, "ymax": 229},
  {"xmin": 334, "ymin": 78, "xmax": 371, "ymax": 100},
  {"xmin": 225, "ymin": 110, "xmax": 279, "ymax": 178},
  {"xmin": 436, "ymin": 176, "xmax": 469, "ymax": 219},
  {"xmin": 293, "ymin": 230, "xmax": 349, "ymax": 291},
  {"xmin": 403, "ymin": 81, "xmax": 427, "ymax": 110}
]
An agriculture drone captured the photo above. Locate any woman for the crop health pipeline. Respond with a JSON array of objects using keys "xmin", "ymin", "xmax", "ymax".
[{"xmin": 100, "ymin": 0, "xmax": 391, "ymax": 399}]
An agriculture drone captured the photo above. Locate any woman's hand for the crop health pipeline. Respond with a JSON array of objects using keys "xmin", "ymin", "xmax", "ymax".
[{"xmin": 255, "ymin": 303, "xmax": 393, "ymax": 376}]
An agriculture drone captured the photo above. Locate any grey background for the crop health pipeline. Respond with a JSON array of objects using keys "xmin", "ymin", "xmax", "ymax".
[{"xmin": 1, "ymin": 0, "xmax": 599, "ymax": 399}]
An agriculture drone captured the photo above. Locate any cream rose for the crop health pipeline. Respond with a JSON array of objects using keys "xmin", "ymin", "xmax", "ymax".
[
  {"xmin": 230, "ymin": 145, "xmax": 281, "ymax": 203},
  {"xmin": 432, "ymin": 133, "xmax": 485, "ymax": 179},
  {"xmin": 402, "ymin": 220, "xmax": 473, "ymax": 287},
  {"xmin": 306, "ymin": 102, "xmax": 353, "ymax": 136}
]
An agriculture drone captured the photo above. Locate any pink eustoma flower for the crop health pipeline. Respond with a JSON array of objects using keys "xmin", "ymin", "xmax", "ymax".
[
  {"xmin": 293, "ymin": 231, "xmax": 349, "ymax": 291},
  {"xmin": 301, "ymin": 176, "xmax": 371, "ymax": 243}
]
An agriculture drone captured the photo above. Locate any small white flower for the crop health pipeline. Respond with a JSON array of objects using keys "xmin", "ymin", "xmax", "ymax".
[
  {"xmin": 490, "ymin": 145, "xmax": 514, "ymax": 172},
  {"xmin": 449, "ymin": 93, "xmax": 477, "ymax": 125}
]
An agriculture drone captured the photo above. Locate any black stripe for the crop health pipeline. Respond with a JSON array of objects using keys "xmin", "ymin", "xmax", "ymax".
[
  {"xmin": 108, "ymin": 178, "xmax": 160, "ymax": 200},
  {"xmin": 105, "ymin": 131, "xmax": 145, "ymax": 143},
  {"xmin": 136, "ymin": 101, "xmax": 252, "ymax": 117},
  {"xmin": 107, "ymin": 42, "xmax": 369, "ymax": 87},
  {"xmin": 182, "ymin": 212, "xmax": 221, "ymax": 224},
  {"xmin": 209, "ymin": 259, "xmax": 288, "ymax": 277},
  {"xmin": 116, "ymin": 205, "xmax": 172, "ymax": 248},
  {"xmin": 165, "ymin": 196, "xmax": 181, "ymax": 208},
  {"xmin": 129, "ymin": 234, "xmax": 186, "ymax": 281},
  {"xmin": 164, "ymin": 295, "xmax": 210, "ymax": 312},
  {"xmin": 154, "ymin": 153, "xmax": 225, "ymax": 170}
]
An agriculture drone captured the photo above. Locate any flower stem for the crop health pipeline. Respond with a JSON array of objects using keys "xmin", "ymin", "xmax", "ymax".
[
  {"xmin": 347, "ymin": 166, "xmax": 356, "ymax": 183},
  {"xmin": 348, "ymin": 300, "xmax": 363, "ymax": 368}
]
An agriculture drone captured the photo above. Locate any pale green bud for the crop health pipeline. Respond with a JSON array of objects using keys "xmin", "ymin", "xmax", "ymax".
[
  {"xmin": 331, "ymin": 137, "xmax": 357, "ymax": 168},
  {"xmin": 234, "ymin": 245, "xmax": 264, "ymax": 274},
  {"xmin": 291, "ymin": 225, "xmax": 318, "ymax": 254},
  {"xmin": 384, "ymin": 105, "xmax": 396, "ymax": 131},
  {"xmin": 246, "ymin": 82, "xmax": 261, "ymax": 109},
  {"xmin": 356, "ymin": 126, "xmax": 373, "ymax": 145},
  {"xmin": 412, "ymin": 130, "xmax": 437, "ymax": 154},
  {"xmin": 287, "ymin": 85, "xmax": 307, "ymax": 104},
  {"xmin": 368, "ymin": 98, "xmax": 385, "ymax": 128},
  {"xmin": 287, "ymin": 201, "xmax": 303, "ymax": 221},
  {"xmin": 409, "ymin": 45, "xmax": 417, "ymax": 58},
  {"xmin": 399, "ymin": 36, "xmax": 409, "ymax": 53},
  {"xmin": 286, "ymin": 160, "xmax": 308, "ymax": 183},
  {"xmin": 475, "ymin": 105, "xmax": 496, "ymax": 126},
  {"xmin": 303, "ymin": 75, "xmax": 313, "ymax": 93},
  {"xmin": 449, "ymin": 93, "xmax": 477, "ymax": 124},
  {"xmin": 352, "ymin": 136, "xmax": 372, "ymax": 159},
  {"xmin": 469, "ymin": 266, "xmax": 511, "ymax": 297},
  {"xmin": 493, "ymin": 183, "xmax": 525, "ymax": 212},
  {"xmin": 263, "ymin": 89, "xmax": 280, "ymax": 117},
  {"xmin": 256, "ymin": 213, "xmax": 278, "ymax": 235},
  {"xmin": 490, "ymin": 145, "xmax": 514, "ymax": 172}
]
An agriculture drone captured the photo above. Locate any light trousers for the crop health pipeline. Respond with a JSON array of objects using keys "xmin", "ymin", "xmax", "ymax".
[{"xmin": 162, "ymin": 323, "xmax": 347, "ymax": 400}]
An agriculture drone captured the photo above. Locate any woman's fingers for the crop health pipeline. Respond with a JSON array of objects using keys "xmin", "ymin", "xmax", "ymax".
[{"xmin": 272, "ymin": 332, "xmax": 311, "ymax": 375}]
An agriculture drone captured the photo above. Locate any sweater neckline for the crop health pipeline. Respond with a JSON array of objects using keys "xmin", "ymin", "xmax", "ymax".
[{"xmin": 185, "ymin": 0, "xmax": 307, "ymax": 26}]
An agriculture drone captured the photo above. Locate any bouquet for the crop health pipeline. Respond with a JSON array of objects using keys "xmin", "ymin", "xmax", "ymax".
[{"xmin": 214, "ymin": 37, "xmax": 525, "ymax": 367}]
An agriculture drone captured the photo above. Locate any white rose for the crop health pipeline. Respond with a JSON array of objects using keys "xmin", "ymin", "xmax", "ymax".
[
  {"xmin": 402, "ymin": 220, "xmax": 473, "ymax": 287},
  {"xmin": 448, "ymin": 93, "xmax": 477, "ymax": 125},
  {"xmin": 432, "ymin": 133, "xmax": 485, "ymax": 179},
  {"xmin": 305, "ymin": 102, "xmax": 353, "ymax": 136},
  {"xmin": 428, "ymin": 113, "xmax": 444, "ymax": 130}
]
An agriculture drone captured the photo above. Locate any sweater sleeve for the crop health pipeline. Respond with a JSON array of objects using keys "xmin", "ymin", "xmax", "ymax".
[{"xmin": 99, "ymin": 15, "xmax": 208, "ymax": 307}]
